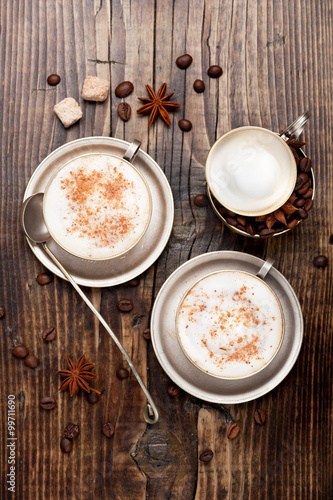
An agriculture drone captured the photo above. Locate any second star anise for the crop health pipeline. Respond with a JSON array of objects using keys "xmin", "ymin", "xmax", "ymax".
[
  {"xmin": 137, "ymin": 83, "xmax": 181, "ymax": 126},
  {"xmin": 57, "ymin": 355, "xmax": 101, "ymax": 397}
]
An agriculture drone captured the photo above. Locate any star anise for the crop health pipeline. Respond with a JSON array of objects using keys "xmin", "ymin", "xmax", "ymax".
[
  {"xmin": 137, "ymin": 83, "xmax": 181, "ymax": 126},
  {"xmin": 57, "ymin": 355, "xmax": 101, "ymax": 397}
]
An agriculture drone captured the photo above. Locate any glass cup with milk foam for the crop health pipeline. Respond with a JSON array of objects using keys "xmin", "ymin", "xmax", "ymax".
[
  {"xmin": 43, "ymin": 153, "xmax": 152, "ymax": 261},
  {"xmin": 205, "ymin": 126, "xmax": 297, "ymax": 216},
  {"xmin": 176, "ymin": 270, "xmax": 284, "ymax": 379}
]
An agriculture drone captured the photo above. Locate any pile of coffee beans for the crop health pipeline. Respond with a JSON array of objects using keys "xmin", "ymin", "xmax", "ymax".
[{"xmin": 212, "ymin": 139, "xmax": 314, "ymax": 238}]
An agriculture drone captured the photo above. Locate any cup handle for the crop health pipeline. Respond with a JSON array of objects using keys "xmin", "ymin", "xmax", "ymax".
[
  {"xmin": 256, "ymin": 258, "xmax": 274, "ymax": 280},
  {"xmin": 123, "ymin": 140, "xmax": 141, "ymax": 163}
]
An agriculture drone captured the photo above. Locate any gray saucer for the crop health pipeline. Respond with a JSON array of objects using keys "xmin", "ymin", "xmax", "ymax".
[
  {"xmin": 23, "ymin": 137, "xmax": 174, "ymax": 287},
  {"xmin": 151, "ymin": 251, "xmax": 303, "ymax": 404}
]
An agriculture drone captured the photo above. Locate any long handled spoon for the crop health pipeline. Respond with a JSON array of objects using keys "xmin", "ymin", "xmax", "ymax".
[{"xmin": 20, "ymin": 192, "xmax": 159, "ymax": 424}]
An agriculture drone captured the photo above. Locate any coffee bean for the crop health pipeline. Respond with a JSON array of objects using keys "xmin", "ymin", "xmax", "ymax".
[
  {"xmin": 102, "ymin": 422, "xmax": 115, "ymax": 438},
  {"xmin": 294, "ymin": 198, "xmax": 305, "ymax": 208},
  {"xmin": 42, "ymin": 327, "xmax": 56, "ymax": 342},
  {"xmin": 313, "ymin": 255, "xmax": 328, "ymax": 268},
  {"xmin": 64, "ymin": 423, "xmax": 80, "ymax": 439},
  {"xmin": 304, "ymin": 199, "xmax": 313, "ymax": 212},
  {"xmin": 246, "ymin": 222, "xmax": 256, "ymax": 236},
  {"xmin": 299, "ymin": 157, "xmax": 312, "ymax": 173},
  {"xmin": 207, "ymin": 65, "xmax": 223, "ymax": 78},
  {"xmin": 296, "ymin": 181, "xmax": 310, "ymax": 196},
  {"xmin": 226, "ymin": 217, "xmax": 238, "ymax": 227},
  {"xmin": 115, "ymin": 81, "xmax": 134, "ymax": 98},
  {"xmin": 194, "ymin": 194, "xmax": 209, "ymax": 207},
  {"xmin": 86, "ymin": 391, "xmax": 100, "ymax": 405},
  {"xmin": 125, "ymin": 278, "xmax": 140, "ymax": 287},
  {"xmin": 24, "ymin": 354, "xmax": 39, "ymax": 369},
  {"xmin": 226, "ymin": 209, "xmax": 237, "ymax": 217},
  {"xmin": 178, "ymin": 119, "xmax": 192, "ymax": 132},
  {"xmin": 297, "ymin": 208, "xmax": 308, "ymax": 220},
  {"xmin": 236, "ymin": 215, "xmax": 247, "ymax": 227},
  {"xmin": 12, "ymin": 345, "xmax": 29, "ymax": 359},
  {"xmin": 227, "ymin": 422, "xmax": 241, "ymax": 440},
  {"xmin": 218, "ymin": 206, "xmax": 228, "ymax": 215},
  {"xmin": 257, "ymin": 222, "xmax": 266, "ymax": 232},
  {"xmin": 199, "ymin": 450, "xmax": 214, "ymax": 463},
  {"xmin": 36, "ymin": 273, "xmax": 53, "ymax": 285},
  {"xmin": 254, "ymin": 409, "xmax": 266, "ymax": 425},
  {"xmin": 168, "ymin": 384, "xmax": 180, "ymax": 396},
  {"xmin": 295, "ymin": 173, "xmax": 306, "ymax": 191},
  {"xmin": 116, "ymin": 368, "xmax": 129, "ymax": 380},
  {"xmin": 289, "ymin": 147, "xmax": 300, "ymax": 165},
  {"xmin": 40, "ymin": 397, "xmax": 56, "ymax": 410},
  {"xmin": 143, "ymin": 328, "xmax": 151, "ymax": 340},
  {"xmin": 193, "ymin": 79, "xmax": 205, "ymax": 93},
  {"xmin": 47, "ymin": 74, "xmax": 61, "ymax": 86},
  {"xmin": 60, "ymin": 437, "xmax": 73, "ymax": 453},
  {"xmin": 303, "ymin": 188, "xmax": 313, "ymax": 199},
  {"xmin": 117, "ymin": 299, "xmax": 133, "ymax": 312},
  {"xmin": 118, "ymin": 102, "xmax": 131, "ymax": 121},
  {"xmin": 176, "ymin": 54, "xmax": 193, "ymax": 69},
  {"xmin": 0, "ymin": 306, "xmax": 6, "ymax": 319},
  {"xmin": 259, "ymin": 228, "xmax": 275, "ymax": 238},
  {"xmin": 286, "ymin": 218, "xmax": 298, "ymax": 229}
]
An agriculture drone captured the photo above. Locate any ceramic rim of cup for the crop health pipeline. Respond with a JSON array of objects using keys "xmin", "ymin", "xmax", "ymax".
[
  {"xmin": 175, "ymin": 269, "xmax": 285, "ymax": 380},
  {"xmin": 205, "ymin": 126, "xmax": 298, "ymax": 217},
  {"xmin": 43, "ymin": 152, "xmax": 152, "ymax": 261}
]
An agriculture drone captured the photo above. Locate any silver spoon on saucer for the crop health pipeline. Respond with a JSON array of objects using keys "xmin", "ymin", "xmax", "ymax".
[{"xmin": 20, "ymin": 192, "xmax": 159, "ymax": 424}]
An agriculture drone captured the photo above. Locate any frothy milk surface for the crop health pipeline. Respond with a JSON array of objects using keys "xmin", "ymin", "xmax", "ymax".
[
  {"xmin": 207, "ymin": 129, "xmax": 294, "ymax": 213},
  {"xmin": 177, "ymin": 271, "xmax": 283, "ymax": 378},
  {"xmin": 43, "ymin": 154, "xmax": 151, "ymax": 259}
]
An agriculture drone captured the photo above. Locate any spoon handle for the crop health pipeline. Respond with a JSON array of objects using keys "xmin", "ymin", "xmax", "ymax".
[{"xmin": 42, "ymin": 242, "xmax": 159, "ymax": 425}]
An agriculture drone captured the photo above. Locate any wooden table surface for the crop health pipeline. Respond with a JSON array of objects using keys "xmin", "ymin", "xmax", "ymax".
[{"xmin": 1, "ymin": 0, "xmax": 332, "ymax": 498}]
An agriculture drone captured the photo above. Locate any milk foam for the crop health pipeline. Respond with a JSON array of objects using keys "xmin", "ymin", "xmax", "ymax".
[
  {"xmin": 177, "ymin": 271, "xmax": 283, "ymax": 378},
  {"xmin": 43, "ymin": 154, "xmax": 151, "ymax": 259},
  {"xmin": 208, "ymin": 129, "xmax": 294, "ymax": 213}
]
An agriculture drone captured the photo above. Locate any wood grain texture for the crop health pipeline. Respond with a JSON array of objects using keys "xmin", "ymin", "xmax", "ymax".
[{"xmin": 0, "ymin": 0, "xmax": 332, "ymax": 498}]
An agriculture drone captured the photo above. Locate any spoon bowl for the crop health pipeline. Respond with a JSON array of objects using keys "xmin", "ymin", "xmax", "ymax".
[{"xmin": 21, "ymin": 193, "xmax": 51, "ymax": 243}]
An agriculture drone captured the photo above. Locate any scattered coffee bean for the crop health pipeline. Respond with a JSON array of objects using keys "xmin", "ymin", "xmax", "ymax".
[
  {"xmin": 24, "ymin": 354, "xmax": 39, "ymax": 369},
  {"xmin": 176, "ymin": 54, "xmax": 193, "ymax": 69},
  {"xmin": 236, "ymin": 215, "xmax": 247, "ymax": 227},
  {"xmin": 254, "ymin": 409, "xmax": 266, "ymax": 425},
  {"xmin": 168, "ymin": 384, "xmax": 180, "ymax": 396},
  {"xmin": 143, "ymin": 328, "xmax": 151, "ymax": 340},
  {"xmin": 294, "ymin": 198, "xmax": 305, "ymax": 208},
  {"xmin": 194, "ymin": 194, "xmax": 209, "ymax": 207},
  {"xmin": 296, "ymin": 182, "xmax": 310, "ymax": 196},
  {"xmin": 60, "ymin": 437, "xmax": 73, "ymax": 453},
  {"xmin": 304, "ymin": 199, "xmax": 313, "ymax": 212},
  {"xmin": 125, "ymin": 277, "xmax": 140, "ymax": 287},
  {"xmin": 36, "ymin": 273, "xmax": 53, "ymax": 285},
  {"xmin": 118, "ymin": 102, "xmax": 131, "ymax": 121},
  {"xmin": 199, "ymin": 450, "xmax": 214, "ymax": 463},
  {"xmin": 207, "ymin": 65, "xmax": 223, "ymax": 78},
  {"xmin": 40, "ymin": 397, "xmax": 56, "ymax": 410},
  {"xmin": 86, "ymin": 391, "xmax": 100, "ymax": 405},
  {"xmin": 64, "ymin": 423, "xmax": 80, "ymax": 439},
  {"xmin": 47, "ymin": 74, "xmax": 61, "ymax": 86},
  {"xmin": 295, "ymin": 174, "xmax": 305, "ymax": 191},
  {"xmin": 286, "ymin": 218, "xmax": 298, "ymax": 229},
  {"xmin": 178, "ymin": 119, "xmax": 192, "ymax": 132},
  {"xmin": 303, "ymin": 188, "xmax": 313, "ymax": 199},
  {"xmin": 42, "ymin": 327, "xmax": 56, "ymax": 342},
  {"xmin": 117, "ymin": 299, "xmax": 133, "ymax": 312},
  {"xmin": 299, "ymin": 157, "xmax": 312, "ymax": 173},
  {"xmin": 12, "ymin": 345, "xmax": 29, "ymax": 359},
  {"xmin": 193, "ymin": 79, "xmax": 205, "ymax": 93},
  {"xmin": 226, "ymin": 209, "xmax": 237, "ymax": 217},
  {"xmin": 227, "ymin": 422, "xmax": 241, "ymax": 440},
  {"xmin": 297, "ymin": 208, "xmax": 308, "ymax": 220},
  {"xmin": 259, "ymin": 228, "xmax": 276, "ymax": 237},
  {"xmin": 116, "ymin": 368, "xmax": 129, "ymax": 380},
  {"xmin": 313, "ymin": 255, "xmax": 328, "ymax": 268},
  {"xmin": 102, "ymin": 422, "xmax": 115, "ymax": 438},
  {"xmin": 0, "ymin": 306, "xmax": 6, "ymax": 319},
  {"xmin": 226, "ymin": 217, "xmax": 238, "ymax": 227},
  {"xmin": 115, "ymin": 81, "xmax": 134, "ymax": 98}
]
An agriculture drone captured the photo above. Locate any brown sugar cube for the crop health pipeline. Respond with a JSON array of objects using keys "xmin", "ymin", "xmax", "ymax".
[
  {"xmin": 82, "ymin": 76, "xmax": 109, "ymax": 102},
  {"xmin": 53, "ymin": 98, "xmax": 82, "ymax": 128}
]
